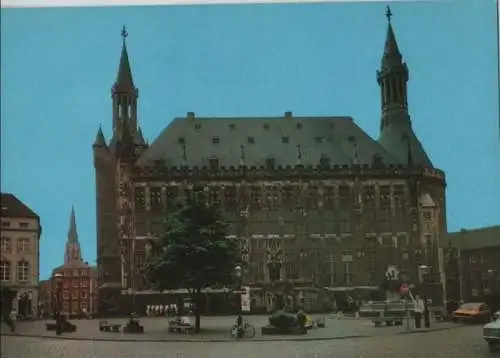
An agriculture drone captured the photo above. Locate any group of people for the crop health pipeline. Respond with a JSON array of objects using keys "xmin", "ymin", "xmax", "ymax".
[
  {"xmin": 412, "ymin": 294, "xmax": 431, "ymax": 329},
  {"xmin": 145, "ymin": 304, "xmax": 179, "ymax": 317}
]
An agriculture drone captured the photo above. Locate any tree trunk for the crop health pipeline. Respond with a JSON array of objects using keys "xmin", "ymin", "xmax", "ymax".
[{"xmin": 194, "ymin": 288, "xmax": 201, "ymax": 334}]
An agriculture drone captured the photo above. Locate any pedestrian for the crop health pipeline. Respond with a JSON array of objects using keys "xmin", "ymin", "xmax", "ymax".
[
  {"xmin": 413, "ymin": 294, "xmax": 424, "ymax": 329},
  {"xmin": 423, "ymin": 298, "xmax": 431, "ymax": 328}
]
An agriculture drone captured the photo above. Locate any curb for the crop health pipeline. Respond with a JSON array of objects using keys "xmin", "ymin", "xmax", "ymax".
[
  {"xmin": 1, "ymin": 332, "xmax": 372, "ymax": 343},
  {"xmin": 397, "ymin": 325, "xmax": 462, "ymax": 335},
  {"xmin": 1, "ymin": 325, "xmax": 461, "ymax": 343}
]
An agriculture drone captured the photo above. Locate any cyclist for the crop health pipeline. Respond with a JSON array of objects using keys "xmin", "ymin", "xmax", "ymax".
[{"xmin": 235, "ymin": 311, "xmax": 244, "ymax": 338}]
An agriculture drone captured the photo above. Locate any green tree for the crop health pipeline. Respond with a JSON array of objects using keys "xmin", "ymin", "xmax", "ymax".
[{"xmin": 143, "ymin": 190, "xmax": 241, "ymax": 333}]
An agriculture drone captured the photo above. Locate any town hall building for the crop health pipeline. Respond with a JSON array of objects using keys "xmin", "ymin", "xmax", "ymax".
[{"xmin": 93, "ymin": 9, "xmax": 447, "ymax": 315}]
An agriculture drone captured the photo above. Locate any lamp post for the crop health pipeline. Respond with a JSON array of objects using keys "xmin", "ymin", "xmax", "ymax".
[
  {"xmin": 235, "ymin": 265, "xmax": 242, "ymax": 314},
  {"xmin": 54, "ymin": 273, "xmax": 63, "ymax": 335}
]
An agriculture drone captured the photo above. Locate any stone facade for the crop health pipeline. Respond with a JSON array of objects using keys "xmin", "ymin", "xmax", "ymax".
[
  {"xmin": 0, "ymin": 193, "xmax": 41, "ymax": 318},
  {"xmin": 444, "ymin": 226, "xmax": 500, "ymax": 305},
  {"xmin": 94, "ymin": 13, "xmax": 447, "ymax": 314}
]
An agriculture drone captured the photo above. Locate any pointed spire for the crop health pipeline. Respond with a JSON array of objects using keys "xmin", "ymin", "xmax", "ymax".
[
  {"xmin": 115, "ymin": 25, "xmax": 135, "ymax": 91},
  {"xmin": 93, "ymin": 125, "xmax": 107, "ymax": 147},
  {"xmin": 68, "ymin": 206, "xmax": 78, "ymax": 244},
  {"xmin": 381, "ymin": 6, "xmax": 403, "ymax": 71}
]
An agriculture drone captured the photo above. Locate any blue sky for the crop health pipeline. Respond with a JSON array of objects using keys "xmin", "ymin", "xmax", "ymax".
[{"xmin": 1, "ymin": 1, "xmax": 499, "ymax": 280}]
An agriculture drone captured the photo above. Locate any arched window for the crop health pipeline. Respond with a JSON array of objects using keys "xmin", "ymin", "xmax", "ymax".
[
  {"xmin": 0, "ymin": 261, "xmax": 11, "ymax": 281},
  {"xmin": 128, "ymin": 104, "xmax": 131, "ymax": 118},
  {"xmin": 17, "ymin": 260, "xmax": 29, "ymax": 282},
  {"xmin": 118, "ymin": 104, "xmax": 123, "ymax": 118}
]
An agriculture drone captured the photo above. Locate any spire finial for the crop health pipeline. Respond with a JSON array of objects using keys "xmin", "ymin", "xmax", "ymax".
[
  {"xmin": 385, "ymin": 5, "xmax": 392, "ymax": 22},
  {"xmin": 121, "ymin": 25, "xmax": 128, "ymax": 43}
]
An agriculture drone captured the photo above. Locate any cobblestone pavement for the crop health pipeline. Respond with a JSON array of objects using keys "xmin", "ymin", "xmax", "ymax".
[
  {"xmin": 1, "ymin": 315, "xmax": 458, "ymax": 342},
  {"xmin": 2, "ymin": 325, "xmax": 499, "ymax": 358}
]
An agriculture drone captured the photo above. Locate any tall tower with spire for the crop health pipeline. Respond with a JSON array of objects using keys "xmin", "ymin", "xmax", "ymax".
[
  {"xmin": 110, "ymin": 26, "xmax": 146, "ymax": 149},
  {"xmin": 377, "ymin": 6, "xmax": 432, "ymax": 168},
  {"xmin": 93, "ymin": 27, "xmax": 149, "ymax": 315},
  {"xmin": 64, "ymin": 206, "xmax": 82, "ymax": 263}
]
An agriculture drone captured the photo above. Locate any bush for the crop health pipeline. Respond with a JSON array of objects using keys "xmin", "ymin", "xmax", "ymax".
[{"xmin": 269, "ymin": 310, "xmax": 298, "ymax": 328}]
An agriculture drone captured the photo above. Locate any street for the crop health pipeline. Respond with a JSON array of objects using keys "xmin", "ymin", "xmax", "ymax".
[{"xmin": 2, "ymin": 325, "xmax": 498, "ymax": 358}]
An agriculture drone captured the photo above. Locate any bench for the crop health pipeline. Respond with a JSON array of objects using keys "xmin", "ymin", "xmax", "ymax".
[
  {"xmin": 99, "ymin": 320, "xmax": 122, "ymax": 332},
  {"xmin": 168, "ymin": 322, "xmax": 194, "ymax": 333},
  {"xmin": 372, "ymin": 317, "xmax": 404, "ymax": 327},
  {"xmin": 45, "ymin": 321, "xmax": 77, "ymax": 332}
]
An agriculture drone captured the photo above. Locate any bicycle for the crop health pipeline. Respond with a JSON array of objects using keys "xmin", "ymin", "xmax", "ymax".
[{"xmin": 230, "ymin": 321, "xmax": 256, "ymax": 339}]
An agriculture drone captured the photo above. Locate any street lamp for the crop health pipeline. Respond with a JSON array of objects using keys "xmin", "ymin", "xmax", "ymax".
[
  {"xmin": 54, "ymin": 273, "xmax": 63, "ymax": 335},
  {"xmin": 235, "ymin": 265, "xmax": 242, "ymax": 314}
]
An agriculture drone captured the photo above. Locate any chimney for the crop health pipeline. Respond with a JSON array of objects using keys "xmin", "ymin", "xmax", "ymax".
[
  {"xmin": 284, "ymin": 111, "xmax": 293, "ymax": 119},
  {"xmin": 187, "ymin": 112, "xmax": 196, "ymax": 120}
]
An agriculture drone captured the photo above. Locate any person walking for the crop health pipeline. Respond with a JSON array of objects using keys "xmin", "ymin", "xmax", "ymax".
[
  {"xmin": 413, "ymin": 295, "xmax": 424, "ymax": 329},
  {"xmin": 423, "ymin": 298, "xmax": 431, "ymax": 328}
]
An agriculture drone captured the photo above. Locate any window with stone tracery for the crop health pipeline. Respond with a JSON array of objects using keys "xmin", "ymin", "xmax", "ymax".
[
  {"xmin": 379, "ymin": 208, "xmax": 391, "ymax": 233},
  {"xmin": 323, "ymin": 186, "xmax": 335, "ymax": 209},
  {"xmin": 282, "ymin": 186, "xmax": 294, "ymax": 207},
  {"xmin": 307, "ymin": 186, "xmax": 319, "ymax": 209},
  {"xmin": 362, "ymin": 185, "xmax": 376, "ymax": 207},
  {"xmin": 134, "ymin": 187, "xmax": 146, "ymax": 212},
  {"xmin": 338, "ymin": 185, "xmax": 351, "ymax": 209},
  {"xmin": 250, "ymin": 186, "xmax": 262, "ymax": 209},
  {"xmin": 266, "ymin": 186, "xmax": 279, "ymax": 210},
  {"xmin": 150, "ymin": 187, "xmax": 162, "ymax": 211},
  {"xmin": 224, "ymin": 186, "xmax": 237, "ymax": 208},
  {"xmin": 393, "ymin": 185, "xmax": 406, "ymax": 207},
  {"xmin": 379, "ymin": 185, "xmax": 391, "ymax": 207},
  {"xmin": 208, "ymin": 187, "xmax": 221, "ymax": 206}
]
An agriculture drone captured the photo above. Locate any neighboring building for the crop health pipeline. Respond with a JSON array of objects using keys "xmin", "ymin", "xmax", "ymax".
[
  {"xmin": 0, "ymin": 193, "xmax": 41, "ymax": 318},
  {"xmin": 37, "ymin": 279, "xmax": 52, "ymax": 318},
  {"xmin": 50, "ymin": 207, "xmax": 98, "ymax": 317},
  {"xmin": 444, "ymin": 226, "xmax": 500, "ymax": 306},
  {"xmin": 94, "ymin": 11, "xmax": 447, "ymax": 315}
]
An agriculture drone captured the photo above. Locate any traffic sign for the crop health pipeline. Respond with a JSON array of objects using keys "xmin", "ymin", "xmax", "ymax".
[{"xmin": 400, "ymin": 283, "xmax": 410, "ymax": 295}]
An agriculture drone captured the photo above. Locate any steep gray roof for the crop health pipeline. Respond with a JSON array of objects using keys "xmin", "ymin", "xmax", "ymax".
[
  {"xmin": 444, "ymin": 226, "xmax": 500, "ymax": 251},
  {"xmin": 378, "ymin": 119, "xmax": 433, "ymax": 168},
  {"xmin": 136, "ymin": 115, "xmax": 403, "ymax": 168}
]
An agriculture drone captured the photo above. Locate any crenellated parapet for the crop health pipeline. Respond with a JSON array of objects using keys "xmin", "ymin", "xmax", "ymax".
[{"xmin": 132, "ymin": 161, "xmax": 446, "ymax": 184}]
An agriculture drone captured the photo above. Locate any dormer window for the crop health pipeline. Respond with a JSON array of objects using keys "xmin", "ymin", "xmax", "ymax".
[
  {"xmin": 212, "ymin": 136, "xmax": 220, "ymax": 144},
  {"xmin": 247, "ymin": 137, "xmax": 255, "ymax": 144},
  {"xmin": 229, "ymin": 124, "xmax": 236, "ymax": 130},
  {"xmin": 315, "ymin": 136, "xmax": 323, "ymax": 143},
  {"xmin": 263, "ymin": 123, "xmax": 270, "ymax": 130},
  {"xmin": 282, "ymin": 136, "xmax": 289, "ymax": 143},
  {"xmin": 194, "ymin": 123, "xmax": 201, "ymax": 130},
  {"xmin": 177, "ymin": 137, "xmax": 185, "ymax": 144},
  {"xmin": 296, "ymin": 122, "xmax": 303, "ymax": 129}
]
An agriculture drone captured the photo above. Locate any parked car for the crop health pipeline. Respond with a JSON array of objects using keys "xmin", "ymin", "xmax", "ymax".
[
  {"xmin": 453, "ymin": 302, "xmax": 491, "ymax": 324},
  {"xmin": 483, "ymin": 311, "xmax": 500, "ymax": 352}
]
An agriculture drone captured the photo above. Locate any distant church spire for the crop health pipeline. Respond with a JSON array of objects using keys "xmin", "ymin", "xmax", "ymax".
[{"xmin": 64, "ymin": 206, "xmax": 82, "ymax": 263}]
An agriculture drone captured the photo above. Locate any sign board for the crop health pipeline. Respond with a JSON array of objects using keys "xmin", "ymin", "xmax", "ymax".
[
  {"xmin": 240, "ymin": 286, "xmax": 251, "ymax": 312},
  {"xmin": 400, "ymin": 283, "xmax": 410, "ymax": 295}
]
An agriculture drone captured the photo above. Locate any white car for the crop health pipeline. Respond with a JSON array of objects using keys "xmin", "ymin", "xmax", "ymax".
[{"xmin": 483, "ymin": 311, "xmax": 500, "ymax": 352}]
